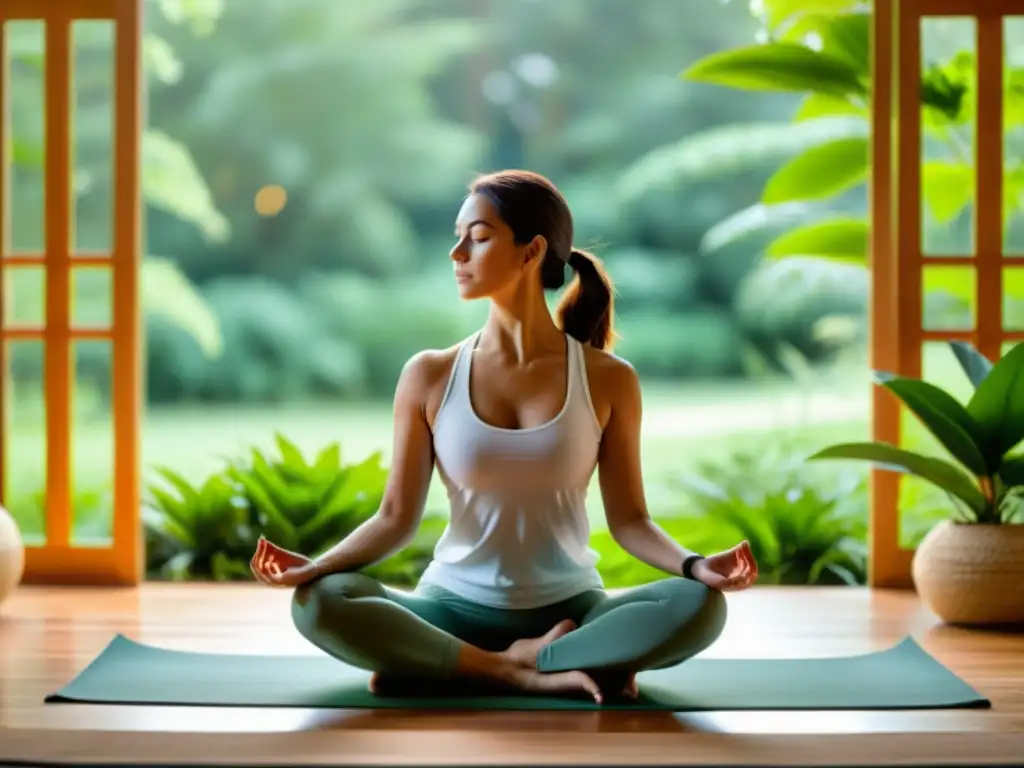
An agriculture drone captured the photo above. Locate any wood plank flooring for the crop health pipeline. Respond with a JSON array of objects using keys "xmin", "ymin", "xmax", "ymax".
[{"xmin": 0, "ymin": 584, "xmax": 1022, "ymax": 766}]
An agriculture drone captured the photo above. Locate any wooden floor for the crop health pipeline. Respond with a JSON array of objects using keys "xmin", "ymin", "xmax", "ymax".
[{"xmin": 0, "ymin": 585, "xmax": 1022, "ymax": 766}]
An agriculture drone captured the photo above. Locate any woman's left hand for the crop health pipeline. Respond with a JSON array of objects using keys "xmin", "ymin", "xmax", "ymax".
[{"xmin": 692, "ymin": 540, "xmax": 758, "ymax": 592}]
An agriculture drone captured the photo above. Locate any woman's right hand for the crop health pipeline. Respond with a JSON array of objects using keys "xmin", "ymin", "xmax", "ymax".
[{"xmin": 250, "ymin": 536, "xmax": 320, "ymax": 587}]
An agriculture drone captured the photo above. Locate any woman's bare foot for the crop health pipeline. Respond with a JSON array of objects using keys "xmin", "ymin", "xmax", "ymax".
[
  {"xmin": 506, "ymin": 665, "xmax": 604, "ymax": 703},
  {"xmin": 503, "ymin": 619, "xmax": 576, "ymax": 667}
]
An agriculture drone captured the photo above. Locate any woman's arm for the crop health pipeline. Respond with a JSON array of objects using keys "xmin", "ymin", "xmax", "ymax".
[
  {"xmin": 311, "ymin": 352, "xmax": 442, "ymax": 575},
  {"xmin": 597, "ymin": 360, "xmax": 701, "ymax": 576}
]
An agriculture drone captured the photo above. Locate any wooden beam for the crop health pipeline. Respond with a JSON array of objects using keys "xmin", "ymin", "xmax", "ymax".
[
  {"xmin": 111, "ymin": 0, "xmax": 143, "ymax": 585},
  {"xmin": 0, "ymin": 6, "xmax": 10, "ymax": 507},
  {"xmin": 868, "ymin": 0, "xmax": 900, "ymax": 588},
  {"xmin": 22, "ymin": 545, "xmax": 126, "ymax": 585},
  {"xmin": 43, "ymin": 5, "xmax": 72, "ymax": 549},
  {"xmin": 0, "ymin": 0, "xmax": 119, "ymax": 21},
  {"xmin": 4, "ymin": 253, "xmax": 112, "ymax": 267},
  {"xmin": 975, "ymin": 14, "xmax": 1004, "ymax": 363},
  {"xmin": 914, "ymin": 0, "xmax": 1021, "ymax": 18}
]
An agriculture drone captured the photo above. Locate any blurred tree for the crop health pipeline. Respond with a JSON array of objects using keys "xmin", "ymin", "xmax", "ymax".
[{"xmin": 147, "ymin": 0, "xmax": 488, "ymax": 283}]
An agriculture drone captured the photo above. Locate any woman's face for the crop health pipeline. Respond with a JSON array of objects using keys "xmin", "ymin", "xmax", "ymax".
[{"xmin": 450, "ymin": 193, "xmax": 543, "ymax": 300}]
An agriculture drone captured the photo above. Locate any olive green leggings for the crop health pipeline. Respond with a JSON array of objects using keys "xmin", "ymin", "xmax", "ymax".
[{"xmin": 291, "ymin": 573, "xmax": 727, "ymax": 680}]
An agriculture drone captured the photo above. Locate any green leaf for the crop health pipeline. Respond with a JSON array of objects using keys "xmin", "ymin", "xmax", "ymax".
[
  {"xmin": 153, "ymin": 466, "xmax": 201, "ymax": 506},
  {"xmin": 922, "ymin": 265, "xmax": 973, "ymax": 305},
  {"xmin": 967, "ymin": 341, "xmax": 1024, "ymax": 461},
  {"xmin": 314, "ymin": 444, "xmax": 342, "ymax": 476},
  {"xmin": 1005, "ymin": 68, "xmax": 1024, "ymax": 128},
  {"xmin": 817, "ymin": 11, "xmax": 871, "ymax": 75},
  {"xmin": 765, "ymin": 217, "xmax": 868, "ymax": 261},
  {"xmin": 700, "ymin": 202, "xmax": 816, "ymax": 255},
  {"xmin": 998, "ymin": 456, "xmax": 1024, "ymax": 487},
  {"xmin": 143, "ymin": 130, "xmax": 230, "ymax": 243},
  {"xmin": 877, "ymin": 377, "xmax": 988, "ymax": 475},
  {"xmin": 682, "ymin": 43, "xmax": 867, "ymax": 98},
  {"xmin": 922, "ymin": 161, "xmax": 973, "ymax": 223},
  {"xmin": 949, "ymin": 341, "xmax": 993, "ymax": 389},
  {"xmin": 274, "ymin": 433, "xmax": 308, "ymax": 471},
  {"xmin": 233, "ymin": 470, "xmax": 298, "ymax": 550},
  {"xmin": 921, "ymin": 58, "xmax": 972, "ymax": 124},
  {"xmin": 142, "ymin": 257, "xmax": 223, "ymax": 357},
  {"xmin": 808, "ymin": 441, "xmax": 986, "ymax": 513},
  {"xmin": 12, "ymin": 137, "xmax": 43, "ymax": 166},
  {"xmin": 762, "ymin": 137, "xmax": 868, "ymax": 204},
  {"xmin": 761, "ymin": 0, "xmax": 861, "ymax": 31},
  {"xmin": 143, "ymin": 34, "xmax": 183, "ymax": 85},
  {"xmin": 146, "ymin": 488, "xmax": 195, "ymax": 544},
  {"xmin": 1004, "ymin": 164, "xmax": 1024, "ymax": 217},
  {"xmin": 793, "ymin": 93, "xmax": 867, "ymax": 121}
]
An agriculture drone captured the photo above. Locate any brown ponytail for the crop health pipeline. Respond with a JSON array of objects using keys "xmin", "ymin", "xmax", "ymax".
[
  {"xmin": 468, "ymin": 170, "xmax": 618, "ymax": 349},
  {"xmin": 557, "ymin": 248, "xmax": 616, "ymax": 350}
]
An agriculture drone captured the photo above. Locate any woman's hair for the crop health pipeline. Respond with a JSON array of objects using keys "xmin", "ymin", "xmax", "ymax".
[{"xmin": 469, "ymin": 170, "xmax": 617, "ymax": 350}]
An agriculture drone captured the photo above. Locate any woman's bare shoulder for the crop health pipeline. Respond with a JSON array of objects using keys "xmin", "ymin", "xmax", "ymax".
[
  {"xmin": 581, "ymin": 344, "xmax": 639, "ymax": 392},
  {"xmin": 403, "ymin": 345, "xmax": 461, "ymax": 384},
  {"xmin": 397, "ymin": 339, "xmax": 471, "ymax": 420},
  {"xmin": 580, "ymin": 344, "xmax": 641, "ymax": 428}
]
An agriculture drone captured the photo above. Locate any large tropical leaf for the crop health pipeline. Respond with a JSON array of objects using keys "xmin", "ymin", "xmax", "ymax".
[
  {"xmin": 142, "ymin": 130, "xmax": 230, "ymax": 243},
  {"xmin": 923, "ymin": 161, "xmax": 973, "ymax": 224},
  {"xmin": 874, "ymin": 375, "xmax": 988, "ymax": 475},
  {"xmin": 809, "ymin": 442, "xmax": 986, "ymax": 513},
  {"xmin": 681, "ymin": 43, "xmax": 867, "ymax": 98},
  {"xmin": 699, "ymin": 202, "xmax": 819, "ymax": 255},
  {"xmin": 143, "ymin": 257, "xmax": 223, "ymax": 357},
  {"xmin": 762, "ymin": 137, "xmax": 868, "ymax": 204},
  {"xmin": 765, "ymin": 217, "xmax": 868, "ymax": 261},
  {"xmin": 816, "ymin": 10, "xmax": 870, "ymax": 75},
  {"xmin": 949, "ymin": 341, "xmax": 993, "ymax": 389},
  {"xmin": 967, "ymin": 341, "xmax": 1024, "ymax": 461},
  {"xmin": 616, "ymin": 117, "xmax": 866, "ymax": 202}
]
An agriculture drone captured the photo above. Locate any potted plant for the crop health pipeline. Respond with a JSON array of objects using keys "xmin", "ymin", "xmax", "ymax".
[{"xmin": 809, "ymin": 340, "xmax": 1024, "ymax": 626}]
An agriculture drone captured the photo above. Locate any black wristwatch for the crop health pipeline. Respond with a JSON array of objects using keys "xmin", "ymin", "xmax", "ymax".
[{"xmin": 682, "ymin": 554, "xmax": 705, "ymax": 580}]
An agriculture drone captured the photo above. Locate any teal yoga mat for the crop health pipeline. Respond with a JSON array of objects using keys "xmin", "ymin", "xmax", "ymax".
[{"xmin": 46, "ymin": 634, "xmax": 989, "ymax": 712}]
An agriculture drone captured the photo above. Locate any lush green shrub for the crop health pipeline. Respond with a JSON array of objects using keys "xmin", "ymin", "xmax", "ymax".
[
  {"xmin": 144, "ymin": 434, "xmax": 443, "ymax": 585},
  {"xmin": 594, "ymin": 442, "xmax": 870, "ymax": 587}
]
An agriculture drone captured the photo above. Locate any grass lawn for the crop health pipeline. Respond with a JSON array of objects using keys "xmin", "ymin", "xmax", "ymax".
[{"xmin": 6, "ymin": 372, "xmax": 871, "ymax": 542}]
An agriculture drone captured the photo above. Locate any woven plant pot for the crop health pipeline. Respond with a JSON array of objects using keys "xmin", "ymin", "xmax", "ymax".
[{"xmin": 912, "ymin": 520, "xmax": 1024, "ymax": 626}]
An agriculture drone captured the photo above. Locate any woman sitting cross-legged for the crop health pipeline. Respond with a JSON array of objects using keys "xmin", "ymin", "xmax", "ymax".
[{"xmin": 250, "ymin": 170, "xmax": 759, "ymax": 704}]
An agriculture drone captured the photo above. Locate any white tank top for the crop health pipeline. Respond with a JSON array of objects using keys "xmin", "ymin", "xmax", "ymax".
[{"xmin": 417, "ymin": 331, "xmax": 605, "ymax": 609}]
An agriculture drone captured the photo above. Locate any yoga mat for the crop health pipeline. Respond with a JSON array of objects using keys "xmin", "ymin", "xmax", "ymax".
[{"xmin": 46, "ymin": 634, "xmax": 989, "ymax": 712}]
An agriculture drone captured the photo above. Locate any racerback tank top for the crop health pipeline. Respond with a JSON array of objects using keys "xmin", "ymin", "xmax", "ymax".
[{"xmin": 417, "ymin": 331, "xmax": 605, "ymax": 609}]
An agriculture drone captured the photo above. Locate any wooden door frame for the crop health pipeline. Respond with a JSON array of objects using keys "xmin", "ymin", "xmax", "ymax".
[
  {"xmin": 870, "ymin": 0, "xmax": 1020, "ymax": 587},
  {"xmin": 1, "ymin": 0, "xmax": 141, "ymax": 585}
]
